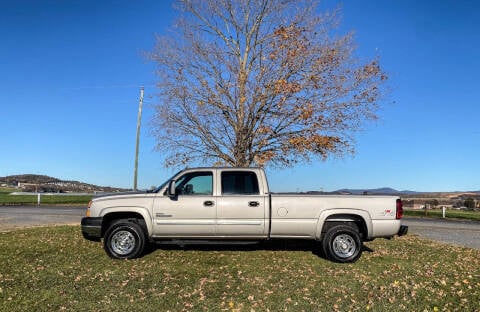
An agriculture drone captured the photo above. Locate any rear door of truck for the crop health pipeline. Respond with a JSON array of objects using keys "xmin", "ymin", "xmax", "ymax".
[{"xmin": 215, "ymin": 169, "xmax": 268, "ymax": 237}]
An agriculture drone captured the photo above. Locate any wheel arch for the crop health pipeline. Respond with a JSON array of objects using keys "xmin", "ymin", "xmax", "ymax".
[
  {"xmin": 315, "ymin": 209, "xmax": 372, "ymax": 240},
  {"xmin": 100, "ymin": 207, "xmax": 152, "ymax": 238}
]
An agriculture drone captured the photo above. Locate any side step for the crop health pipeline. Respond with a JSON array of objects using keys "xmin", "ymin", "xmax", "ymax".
[{"xmin": 152, "ymin": 239, "xmax": 261, "ymax": 247}]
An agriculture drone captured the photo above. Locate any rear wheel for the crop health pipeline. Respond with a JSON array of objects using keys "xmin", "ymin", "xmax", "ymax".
[
  {"xmin": 322, "ymin": 224, "xmax": 362, "ymax": 263},
  {"xmin": 103, "ymin": 219, "xmax": 146, "ymax": 259}
]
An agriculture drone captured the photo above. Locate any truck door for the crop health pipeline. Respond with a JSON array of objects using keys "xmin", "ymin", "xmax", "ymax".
[
  {"xmin": 216, "ymin": 171, "xmax": 267, "ymax": 237},
  {"xmin": 152, "ymin": 170, "xmax": 216, "ymax": 237}
]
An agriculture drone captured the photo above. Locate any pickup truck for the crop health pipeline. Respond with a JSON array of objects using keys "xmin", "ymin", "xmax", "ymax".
[{"xmin": 81, "ymin": 167, "xmax": 407, "ymax": 263}]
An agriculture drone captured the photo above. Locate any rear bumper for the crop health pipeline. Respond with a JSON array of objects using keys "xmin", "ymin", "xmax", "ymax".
[
  {"xmin": 398, "ymin": 225, "xmax": 408, "ymax": 236},
  {"xmin": 81, "ymin": 217, "xmax": 103, "ymax": 241}
]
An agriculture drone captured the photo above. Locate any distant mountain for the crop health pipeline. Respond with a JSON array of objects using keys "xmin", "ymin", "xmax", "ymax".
[
  {"xmin": 333, "ymin": 188, "xmax": 419, "ymax": 195},
  {"xmin": 0, "ymin": 174, "xmax": 127, "ymax": 193},
  {"xmin": 332, "ymin": 188, "xmax": 480, "ymax": 196}
]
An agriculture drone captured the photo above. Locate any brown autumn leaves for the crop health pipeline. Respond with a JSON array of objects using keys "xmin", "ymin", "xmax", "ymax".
[{"xmin": 150, "ymin": 0, "xmax": 387, "ymax": 168}]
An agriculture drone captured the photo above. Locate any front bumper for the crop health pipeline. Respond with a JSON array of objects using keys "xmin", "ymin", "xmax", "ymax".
[
  {"xmin": 81, "ymin": 217, "xmax": 103, "ymax": 241},
  {"xmin": 398, "ymin": 225, "xmax": 408, "ymax": 236}
]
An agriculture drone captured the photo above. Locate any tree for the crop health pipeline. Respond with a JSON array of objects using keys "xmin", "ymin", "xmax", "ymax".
[
  {"xmin": 464, "ymin": 198, "xmax": 476, "ymax": 209},
  {"xmin": 150, "ymin": 0, "xmax": 387, "ymax": 168},
  {"xmin": 429, "ymin": 199, "xmax": 439, "ymax": 209}
]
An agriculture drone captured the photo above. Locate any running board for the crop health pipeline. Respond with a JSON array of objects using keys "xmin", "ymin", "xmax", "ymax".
[{"xmin": 152, "ymin": 239, "xmax": 261, "ymax": 246}]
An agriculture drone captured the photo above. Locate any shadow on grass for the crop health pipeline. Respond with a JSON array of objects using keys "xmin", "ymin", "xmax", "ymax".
[{"xmin": 145, "ymin": 240, "xmax": 375, "ymax": 261}]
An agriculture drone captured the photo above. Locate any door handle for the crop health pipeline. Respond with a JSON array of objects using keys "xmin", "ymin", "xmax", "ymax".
[
  {"xmin": 203, "ymin": 201, "xmax": 214, "ymax": 207},
  {"xmin": 248, "ymin": 201, "xmax": 260, "ymax": 207}
]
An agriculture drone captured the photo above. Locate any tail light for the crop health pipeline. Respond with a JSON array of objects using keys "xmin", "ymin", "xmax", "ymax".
[{"xmin": 396, "ymin": 199, "xmax": 404, "ymax": 219}]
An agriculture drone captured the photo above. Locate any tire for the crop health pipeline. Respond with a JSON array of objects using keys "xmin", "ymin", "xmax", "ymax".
[
  {"xmin": 322, "ymin": 224, "xmax": 362, "ymax": 263},
  {"xmin": 103, "ymin": 219, "xmax": 147, "ymax": 259}
]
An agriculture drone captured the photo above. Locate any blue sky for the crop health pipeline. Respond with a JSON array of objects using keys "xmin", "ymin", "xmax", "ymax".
[{"xmin": 1, "ymin": 0, "xmax": 479, "ymax": 192}]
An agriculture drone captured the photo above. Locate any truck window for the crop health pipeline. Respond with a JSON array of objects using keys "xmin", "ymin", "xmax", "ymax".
[
  {"xmin": 221, "ymin": 171, "xmax": 259, "ymax": 195},
  {"xmin": 175, "ymin": 172, "xmax": 213, "ymax": 195}
]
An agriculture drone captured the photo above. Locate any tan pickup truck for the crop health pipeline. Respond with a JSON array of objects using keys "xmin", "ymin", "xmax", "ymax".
[{"xmin": 81, "ymin": 167, "xmax": 407, "ymax": 263}]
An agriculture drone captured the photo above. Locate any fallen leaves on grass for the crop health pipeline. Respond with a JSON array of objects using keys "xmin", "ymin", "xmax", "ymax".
[{"xmin": 0, "ymin": 227, "xmax": 479, "ymax": 311}]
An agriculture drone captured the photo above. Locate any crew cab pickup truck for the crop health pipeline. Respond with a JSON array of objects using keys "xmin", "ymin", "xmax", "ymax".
[{"xmin": 81, "ymin": 167, "xmax": 407, "ymax": 263}]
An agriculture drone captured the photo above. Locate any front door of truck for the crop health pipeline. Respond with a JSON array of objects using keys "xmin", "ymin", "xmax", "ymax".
[
  {"xmin": 152, "ymin": 170, "xmax": 216, "ymax": 237},
  {"xmin": 216, "ymin": 171, "xmax": 267, "ymax": 237}
]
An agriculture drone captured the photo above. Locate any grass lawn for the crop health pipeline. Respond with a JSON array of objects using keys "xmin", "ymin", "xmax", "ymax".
[
  {"xmin": 0, "ymin": 188, "xmax": 92, "ymax": 206},
  {"xmin": 405, "ymin": 209, "xmax": 480, "ymax": 222},
  {"xmin": 1, "ymin": 226, "xmax": 479, "ymax": 311}
]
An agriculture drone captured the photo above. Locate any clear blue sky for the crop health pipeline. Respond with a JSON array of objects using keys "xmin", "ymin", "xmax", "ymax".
[{"xmin": 1, "ymin": 0, "xmax": 479, "ymax": 192}]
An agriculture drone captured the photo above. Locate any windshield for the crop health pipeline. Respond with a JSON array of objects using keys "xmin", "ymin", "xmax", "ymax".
[{"xmin": 151, "ymin": 170, "xmax": 183, "ymax": 193}]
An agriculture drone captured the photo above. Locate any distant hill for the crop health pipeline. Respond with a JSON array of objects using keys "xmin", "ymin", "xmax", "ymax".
[
  {"xmin": 331, "ymin": 188, "xmax": 480, "ymax": 196},
  {"xmin": 333, "ymin": 188, "xmax": 419, "ymax": 195},
  {"xmin": 2, "ymin": 174, "xmax": 479, "ymax": 196},
  {"xmin": 2, "ymin": 174, "xmax": 61, "ymax": 184},
  {"xmin": 0, "ymin": 174, "xmax": 127, "ymax": 193}
]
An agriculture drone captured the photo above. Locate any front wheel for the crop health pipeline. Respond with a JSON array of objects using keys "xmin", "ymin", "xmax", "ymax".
[
  {"xmin": 103, "ymin": 219, "xmax": 146, "ymax": 259},
  {"xmin": 322, "ymin": 224, "xmax": 362, "ymax": 263}
]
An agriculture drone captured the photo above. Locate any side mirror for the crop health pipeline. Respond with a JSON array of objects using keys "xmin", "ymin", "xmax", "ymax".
[{"xmin": 167, "ymin": 180, "xmax": 177, "ymax": 197}]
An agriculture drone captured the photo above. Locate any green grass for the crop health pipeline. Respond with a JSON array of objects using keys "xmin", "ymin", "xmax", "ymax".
[
  {"xmin": 1, "ymin": 226, "xmax": 479, "ymax": 311},
  {"xmin": 0, "ymin": 188, "xmax": 92, "ymax": 206},
  {"xmin": 405, "ymin": 209, "xmax": 480, "ymax": 221}
]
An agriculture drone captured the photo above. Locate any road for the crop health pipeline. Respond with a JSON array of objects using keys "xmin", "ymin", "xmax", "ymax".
[
  {"xmin": 1, "ymin": 206, "xmax": 479, "ymax": 250},
  {"xmin": 0, "ymin": 205, "xmax": 85, "ymax": 231},
  {"xmin": 403, "ymin": 217, "xmax": 480, "ymax": 250}
]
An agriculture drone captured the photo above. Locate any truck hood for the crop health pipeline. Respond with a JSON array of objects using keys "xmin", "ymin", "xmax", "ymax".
[{"xmin": 93, "ymin": 191, "xmax": 150, "ymax": 200}]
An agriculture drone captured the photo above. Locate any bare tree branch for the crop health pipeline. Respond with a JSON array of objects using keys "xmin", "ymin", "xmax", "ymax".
[{"xmin": 151, "ymin": 0, "xmax": 387, "ymax": 168}]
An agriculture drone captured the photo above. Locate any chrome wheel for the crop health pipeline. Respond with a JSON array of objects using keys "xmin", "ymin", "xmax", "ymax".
[
  {"xmin": 332, "ymin": 233, "xmax": 356, "ymax": 258},
  {"xmin": 110, "ymin": 230, "xmax": 136, "ymax": 256},
  {"xmin": 104, "ymin": 219, "xmax": 147, "ymax": 259}
]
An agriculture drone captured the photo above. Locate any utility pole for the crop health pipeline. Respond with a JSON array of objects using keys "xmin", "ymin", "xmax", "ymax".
[{"xmin": 133, "ymin": 86, "xmax": 144, "ymax": 191}]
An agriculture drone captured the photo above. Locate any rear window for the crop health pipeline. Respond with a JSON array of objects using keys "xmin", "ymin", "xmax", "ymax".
[{"xmin": 221, "ymin": 171, "xmax": 259, "ymax": 195}]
